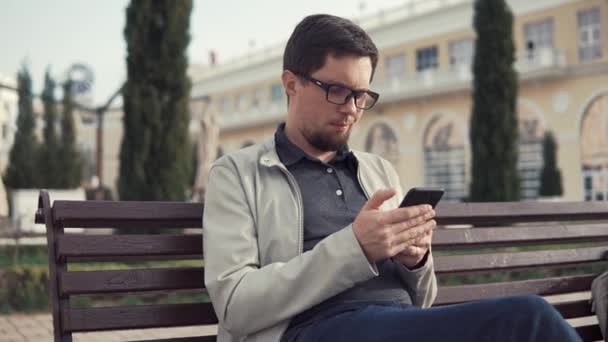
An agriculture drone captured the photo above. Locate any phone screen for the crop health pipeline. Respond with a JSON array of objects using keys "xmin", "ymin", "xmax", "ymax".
[{"xmin": 399, "ymin": 187, "xmax": 445, "ymax": 208}]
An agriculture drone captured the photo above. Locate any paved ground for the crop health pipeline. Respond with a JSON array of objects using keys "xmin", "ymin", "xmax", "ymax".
[{"xmin": 0, "ymin": 314, "xmax": 218, "ymax": 341}]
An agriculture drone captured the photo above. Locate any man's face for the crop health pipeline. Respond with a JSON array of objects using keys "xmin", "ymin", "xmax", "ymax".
[{"xmin": 287, "ymin": 54, "xmax": 373, "ymax": 152}]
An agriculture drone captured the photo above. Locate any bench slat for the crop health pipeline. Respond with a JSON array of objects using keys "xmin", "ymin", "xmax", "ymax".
[
  {"xmin": 554, "ymin": 299, "xmax": 594, "ymax": 319},
  {"xmin": 435, "ymin": 274, "xmax": 596, "ymax": 305},
  {"xmin": 434, "ymin": 246, "xmax": 608, "ymax": 274},
  {"xmin": 60, "ymin": 267, "xmax": 204, "ymax": 295},
  {"xmin": 62, "ymin": 303, "xmax": 218, "ymax": 332},
  {"xmin": 53, "ymin": 201, "xmax": 203, "ymax": 228},
  {"xmin": 435, "ymin": 201, "xmax": 608, "ymax": 225},
  {"xmin": 433, "ymin": 224, "xmax": 608, "ymax": 248},
  {"xmin": 575, "ymin": 324, "xmax": 604, "ymax": 342},
  {"xmin": 57, "ymin": 235, "xmax": 202, "ymax": 258}
]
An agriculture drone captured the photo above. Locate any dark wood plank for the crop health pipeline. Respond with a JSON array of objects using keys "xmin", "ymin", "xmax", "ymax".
[
  {"xmin": 130, "ymin": 337, "xmax": 216, "ymax": 342},
  {"xmin": 434, "ymin": 246, "xmax": 608, "ymax": 274},
  {"xmin": 435, "ymin": 274, "xmax": 597, "ymax": 305},
  {"xmin": 62, "ymin": 303, "xmax": 218, "ymax": 332},
  {"xmin": 66, "ymin": 255, "xmax": 203, "ymax": 263},
  {"xmin": 575, "ymin": 324, "xmax": 604, "ymax": 342},
  {"xmin": 57, "ymin": 234, "xmax": 202, "ymax": 259},
  {"xmin": 433, "ymin": 224, "xmax": 608, "ymax": 249},
  {"xmin": 60, "ymin": 268, "xmax": 204, "ymax": 295},
  {"xmin": 435, "ymin": 201, "xmax": 608, "ymax": 225},
  {"xmin": 554, "ymin": 299, "xmax": 594, "ymax": 319},
  {"xmin": 52, "ymin": 200, "xmax": 203, "ymax": 228}
]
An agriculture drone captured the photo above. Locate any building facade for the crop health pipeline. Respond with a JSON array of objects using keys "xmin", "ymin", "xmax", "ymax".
[
  {"xmin": 188, "ymin": 0, "xmax": 608, "ymax": 202},
  {"xmin": 0, "ymin": 74, "xmax": 18, "ymax": 175}
]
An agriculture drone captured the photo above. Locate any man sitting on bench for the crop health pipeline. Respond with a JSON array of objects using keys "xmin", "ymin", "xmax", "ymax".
[{"xmin": 203, "ymin": 13, "xmax": 581, "ymax": 342}]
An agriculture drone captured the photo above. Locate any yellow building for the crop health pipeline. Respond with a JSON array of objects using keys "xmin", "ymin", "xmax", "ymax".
[{"xmin": 190, "ymin": 0, "xmax": 608, "ymax": 202}]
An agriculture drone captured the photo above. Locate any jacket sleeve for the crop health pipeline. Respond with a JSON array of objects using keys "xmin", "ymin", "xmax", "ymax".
[
  {"xmin": 381, "ymin": 158, "xmax": 438, "ymax": 308},
  {"xmin": 203, "ymin": 161, "xmax": 379, "ymax": 337}
]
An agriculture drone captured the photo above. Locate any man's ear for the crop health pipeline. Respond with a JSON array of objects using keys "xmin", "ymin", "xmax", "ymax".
[{"xmin": 282, "ymin": 70, "xmax": 299, "ymax": 98}]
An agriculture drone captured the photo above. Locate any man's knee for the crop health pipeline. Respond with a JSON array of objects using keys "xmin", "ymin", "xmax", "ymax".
[{"xmin": 499, "ymin": 295, "xmax": 556, "ymax": 316}]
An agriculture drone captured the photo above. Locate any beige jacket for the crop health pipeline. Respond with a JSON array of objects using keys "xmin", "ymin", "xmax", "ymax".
[{"xmin": 203, "ymin": 139, "xmax": 437, "ymax": 342}]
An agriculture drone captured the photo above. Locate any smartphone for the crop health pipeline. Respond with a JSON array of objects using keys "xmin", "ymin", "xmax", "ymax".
[{"xmin": 399, "ymin": 187, "xmax": 445, "ymax": 208}]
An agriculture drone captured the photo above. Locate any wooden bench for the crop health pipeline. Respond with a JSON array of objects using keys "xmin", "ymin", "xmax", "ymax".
[{"xmin": 36, "ymin": 190, "xmax": 608, "ymax": 341}]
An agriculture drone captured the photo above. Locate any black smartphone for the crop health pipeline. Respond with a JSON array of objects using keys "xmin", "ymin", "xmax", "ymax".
[{"xmin": 399, "ymin": 187, "xmax": 445, "ymax": 208}]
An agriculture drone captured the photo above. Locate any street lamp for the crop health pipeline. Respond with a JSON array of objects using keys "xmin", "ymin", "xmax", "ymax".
[
  {"xmin": 64, "ymin": 63, "xmax": 123, "ymax": 199},
  {"xmin": 92, "ymin": 85, "xmax": 123, "ymax": 199}
]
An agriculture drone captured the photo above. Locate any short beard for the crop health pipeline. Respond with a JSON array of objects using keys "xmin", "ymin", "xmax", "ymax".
[{"xmin": 307, "ymin": 130, "xmax": 350, "ymax": 152}]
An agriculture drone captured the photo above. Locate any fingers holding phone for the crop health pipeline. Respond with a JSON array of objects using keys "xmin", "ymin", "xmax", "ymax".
[
  {"xmin": 393, "ymin": 187, "xmax": 444, "ymax": 268},
  {"xmin": 393, "ymin": 221, "xmax": 435, "ymax": 268},
  {"xmin": 352, "ymin": 190, "xmax": 433, "ymax": 263}
]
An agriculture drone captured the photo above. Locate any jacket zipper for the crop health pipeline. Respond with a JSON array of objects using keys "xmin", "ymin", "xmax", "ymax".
[
  {"xmin": 273, "ymin": 165, "xmax": 304, "ymax": 342},
  {"xmin": 356, "ymin": 164, "xmax": 371, "ymax": 200},
  {"xmin": 276, "ymin": 165, "xmax": 305, "ymax": 255}
]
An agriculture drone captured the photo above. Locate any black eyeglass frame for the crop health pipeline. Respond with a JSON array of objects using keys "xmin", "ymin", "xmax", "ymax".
[{"xmin": 296, "ymin": 73, "xmax": 380, "ymax": 110}]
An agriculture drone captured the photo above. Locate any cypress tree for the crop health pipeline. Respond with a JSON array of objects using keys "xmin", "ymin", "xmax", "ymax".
[
  {"xmin": 3, "ymin": 65, "xmax": 39, "ymax": 189},
  {"xmin": 469, "ymin": 0, "xmax": 520, "ymax": 201},
  {"xmin": 39, "ymin": 69, "xmax": 62, "ymax": 188},
  {"xmin": 539, "ymin": 132, "xmax": 563, "ymax": 197},
  {"xmin": 58, "ymin": 80, "xmax": 82, "ymax": 188},
  {"xmin": 118, "ymin": 0, "xmax": 193, "ymax": 201}
]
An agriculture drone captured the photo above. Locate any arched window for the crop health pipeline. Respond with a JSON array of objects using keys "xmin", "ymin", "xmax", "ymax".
[
  {"xmin": 423, "ymin": 115, "xmax": 467, "ymax": 202},
  {"xmin": 517, "ymin": 101, "xmax": 545, "ymax": 199},
  {"xmin": 580, "ymin": 93, "xmax": 608, "ymax": 201},
  {"xmin": 364, "ymin": 122, "xmax": 399, "ymax": 165}
]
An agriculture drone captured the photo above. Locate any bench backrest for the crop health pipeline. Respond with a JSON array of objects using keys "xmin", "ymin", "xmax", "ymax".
[
  {"xmin": 37, "ymin": 191, "xmax": 608, "ymax": 342},
  {"xmin": 36, "ymin": 190, "xmax": 217, "ymax": 342},
  {"xmin": 432, "ymin": 201, "xmax": 608, "ymax": 342}
]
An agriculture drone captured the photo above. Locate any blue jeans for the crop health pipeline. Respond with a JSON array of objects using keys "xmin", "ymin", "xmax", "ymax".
[{"xmin": 288, "ymin": 295, "xmax": 581, "ymax": 342}]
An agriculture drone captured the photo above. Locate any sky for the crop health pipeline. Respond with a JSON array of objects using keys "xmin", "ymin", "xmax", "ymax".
[{"xmin": 0, "ymin": 0, "xmax": 408, "ymax": 106}]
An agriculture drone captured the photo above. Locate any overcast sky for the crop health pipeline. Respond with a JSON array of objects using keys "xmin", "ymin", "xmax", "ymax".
[{"xmin": 0, "ymin": 0, "xmax": 408, "ymax": 105}]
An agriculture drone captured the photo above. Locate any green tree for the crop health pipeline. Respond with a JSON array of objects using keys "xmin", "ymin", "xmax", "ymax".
[
  {"xmin": 57, "ymin": 80, "xmax": 82, "ymax": 188},
  {"xmin": 3, "ymin": 65, "xmax": 39, "ymax": 189},
  {"xmin": 469, "ymin": 0, "xmax": 520, "ymax": 202},
  {"xmin": 118, "ymin": 0, "xmax": 193, "ymax": 201},
  {"xmin": 38, "ymin": 69, "xmax": 62, "ymax": 188},
  {"xmin": 539, "ymin": 132, "xmax": 563, "ymax": 197}
]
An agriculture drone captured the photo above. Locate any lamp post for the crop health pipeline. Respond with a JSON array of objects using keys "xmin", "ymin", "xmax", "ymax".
[
  {"xmin": 92, "ymin": 85, "xmax": 123, "ymax": 199},
  {"xmin": 64, "ymin": 63, "xmax": 128, "ymax": 199}
]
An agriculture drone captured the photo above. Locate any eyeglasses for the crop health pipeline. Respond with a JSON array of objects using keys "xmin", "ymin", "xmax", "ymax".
[{"xmin": 297, "ymin": 74, "xmax": 380, "ymax": 110}]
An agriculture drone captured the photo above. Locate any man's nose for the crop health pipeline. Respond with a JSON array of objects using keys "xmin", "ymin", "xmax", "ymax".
[{"xmin": 339, "ymin": 95, "xmax": 358, "ymax": 113}]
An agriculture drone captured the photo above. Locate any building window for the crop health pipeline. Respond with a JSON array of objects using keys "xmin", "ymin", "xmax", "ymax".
[
  {"xmin": 517, "ymin": 103, "xmax": 545, "ymax": 200},
  {"xmin": 518, "ymin": 139, "xmax": 543, "ymax": 199},
  {"xmin": 449, "ymin": 39, "xmax": 474, "ymax": 69},
  {"xmin": 578, "ymin": 7, "xmax": 602, "ymax": 62},
  {"xmin": 1, "ymin": 123, "xmax": 7, "ymax": 140},
  {"xmin": 222, "ymin": 95, "xmax": 234, "ymax": 113},
  {"xmin": 364, "ymin": 122, "xmax": 399, "ymax": 162},
  {"xmin": 252, "ymin": 87, "xmax": 267, "ymax": 107},
  {"xmin": 416, "ymin": 46, "xmax": 438, "ymax": 72},
  {"xmin": 237, "ymin": 93, "xmax": 251, "ymax": 111},
  {"xmin": 423, "ymin": 116, "xmax": 467, "ymax": 202},
  {"xmin": 271, "ymin": 83, "xmax": 284, "ymax": 103},
  {"xmin": 385, "ymin": 54, "xmax": 406, "ymax": 83},
  {"xmin": 524, "ymin": 18, "xmax": 554, "ymax": 55},
  {"xmin": 580, "ymin": 94, "xmax": 608, "ymax": 201}
]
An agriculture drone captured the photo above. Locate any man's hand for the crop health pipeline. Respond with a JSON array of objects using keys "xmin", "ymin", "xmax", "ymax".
[
  {"xmin": 352, "ymin": 189, "xmax": 436, "ymax": 264},
  {"xmin": 393, "ymin": 228, "xmax": 433, "ymax": 268}
]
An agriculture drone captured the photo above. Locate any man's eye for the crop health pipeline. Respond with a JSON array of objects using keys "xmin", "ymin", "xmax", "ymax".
[{"xmin": 328, "ymin": 86, "xmax": 350, "ymax": 97}]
